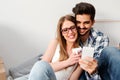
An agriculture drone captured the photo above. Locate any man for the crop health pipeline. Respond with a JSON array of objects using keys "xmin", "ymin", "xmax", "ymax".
[{"xmin": 72, "ymin": 2, "xmax": 120, "ymax": 80}]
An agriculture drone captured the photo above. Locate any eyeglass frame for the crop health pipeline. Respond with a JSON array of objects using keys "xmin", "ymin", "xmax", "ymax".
[{"xmin": 61, "ymin": 26, "xmax": 77, "ymax": 34}]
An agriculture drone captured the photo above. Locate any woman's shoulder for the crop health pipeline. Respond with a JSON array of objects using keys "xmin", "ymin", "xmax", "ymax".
[
  {"xmin": 47, "ymin": 38, "xmax": 59, "ymax": 49},
  {"xmin": 50, "ymin": 38, "xmax": 59, "ymax": 45}
]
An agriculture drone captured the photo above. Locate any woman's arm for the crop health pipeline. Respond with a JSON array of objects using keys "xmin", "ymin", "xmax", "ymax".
[
  {"xmin": 51, "ymin": 52, "xmax": 81, "ymax": 72},
  {"xmin": 42, "ymin": 39, "xmax": 70, "ymax": 71},
  {"xmin": 42, "ymin": 38, "xmax": 58, "ymax": 62},
  {"xmin": 69, "ymin": 64, "xmax": 83, "ymax": 80}
]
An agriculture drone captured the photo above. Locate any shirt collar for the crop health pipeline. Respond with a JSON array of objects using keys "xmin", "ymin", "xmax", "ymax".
[{"xmin": 79, "ymin": 28, "xmax": 98, "ymax": 47}]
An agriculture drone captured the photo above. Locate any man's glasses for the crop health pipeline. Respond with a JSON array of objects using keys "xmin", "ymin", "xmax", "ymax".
[{"xmin": 61, "ymin": 26, "xmax": 77, "ymax": 34}]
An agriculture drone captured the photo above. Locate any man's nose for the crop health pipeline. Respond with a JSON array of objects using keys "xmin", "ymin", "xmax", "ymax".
[{"xmin": 78, "ymin": 24, "xmax": 84, "ymax": 28}]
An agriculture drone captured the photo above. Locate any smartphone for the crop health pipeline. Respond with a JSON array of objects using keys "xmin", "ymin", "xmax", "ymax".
[{"xmin": 81, "ymin": 47, "xmax": 94, "ymax": 59}]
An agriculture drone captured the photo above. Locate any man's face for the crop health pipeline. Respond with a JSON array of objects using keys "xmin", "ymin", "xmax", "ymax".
[{"xmin": 76, "ymin": 14, "xmax": 94, "ymax": 36}]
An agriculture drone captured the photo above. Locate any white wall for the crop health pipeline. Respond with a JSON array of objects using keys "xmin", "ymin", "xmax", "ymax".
[
  {"xmin": 95, "ymin": 21, "xmax": 120, "ymax": 46},
  {"xmin": 0, "ymin": 0, "xmax": 120, "ymax": 73}
]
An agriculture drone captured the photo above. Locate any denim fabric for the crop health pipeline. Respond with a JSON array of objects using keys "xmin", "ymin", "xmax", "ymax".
[
  {"xmin": 14, "ymin": 74, "xmax": 29, "ymax": 80},
  {"xmin": 79, "ymin": 71, "xmax": 87, "ymax": 80},
  {"xmin": 28, "ymin": 60, "xmax": 56, "ymax": 80},
  {"xmin": 98, "ymin": 47, "xmax": 120, "ymax": 80}
]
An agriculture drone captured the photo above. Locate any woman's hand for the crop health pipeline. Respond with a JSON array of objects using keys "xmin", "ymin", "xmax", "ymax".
[
  {"xmin": 66, "ymin": 53, "xmax": 81, "ymax": 66},
  {"xmin": 79, "ymin": 56, "xmax": 98, "ymax": 75}
]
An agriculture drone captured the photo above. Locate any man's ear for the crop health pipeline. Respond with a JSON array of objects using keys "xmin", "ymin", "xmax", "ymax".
[
  {"xmin": 92, "ymin": 20, "xmax": 95, "ymax": 25},
  {"xmin": 93, "ymin": 20, "xmax": 95, "ymax": 23}
]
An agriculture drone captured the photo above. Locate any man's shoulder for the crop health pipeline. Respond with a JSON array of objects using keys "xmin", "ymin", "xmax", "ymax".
[
  {"xmin": 91, "ymin": 28, "xmax": 109, "ymax": 42},
  {"xmin": 92, "ymin": 28, "xmax": 106, "ymax": 36}
]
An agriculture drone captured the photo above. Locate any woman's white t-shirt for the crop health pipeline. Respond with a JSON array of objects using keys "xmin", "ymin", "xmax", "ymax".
[{"xmin": 52, "ymin": 45, "xmax": 77, "ymax": 80}]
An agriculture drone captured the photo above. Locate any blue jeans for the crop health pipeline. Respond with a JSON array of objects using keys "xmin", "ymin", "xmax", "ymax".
[
  {"xmin": 79, "ymin": 47, "xmax": 120, "ymax": 80},
  {"xmin": 28, "ymin": 60, "xmax": 56, "ymax": 80},
  {"xmin": 98, "ymin": 47, "xmax": 120, "ymax": 80}
]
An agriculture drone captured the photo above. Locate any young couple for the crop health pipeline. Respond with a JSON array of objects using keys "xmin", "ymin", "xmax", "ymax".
[{"xmin": 28, "ymin": 2, "xmax": 120, "ymax": 80}]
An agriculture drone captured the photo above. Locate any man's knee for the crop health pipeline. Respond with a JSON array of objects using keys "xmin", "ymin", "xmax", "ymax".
[
  {"xmin": 101, "ymin": 47, "xmax": 119, "ymax": 56},
  {"xmin": 98, "ymin": 47, "xmax": 119, "ymax": 67},
  {"xmin": 101, "ymin": 47, "xmax": 120, "ymax": 64}
]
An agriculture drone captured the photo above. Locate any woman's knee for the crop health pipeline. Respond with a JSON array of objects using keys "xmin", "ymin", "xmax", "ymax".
[{"xmin": 31, "ymin": 60, "xmax": 51, "ymax": 72}]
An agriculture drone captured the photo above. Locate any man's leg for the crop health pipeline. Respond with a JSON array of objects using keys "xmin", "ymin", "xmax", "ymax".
[
  {"xmin": 28, "ymin": 60, "xmax": 56, "ymax": 80},
  {"xmin": 98, "ymin": 47, "xmax": 120, "ymax": 80}
]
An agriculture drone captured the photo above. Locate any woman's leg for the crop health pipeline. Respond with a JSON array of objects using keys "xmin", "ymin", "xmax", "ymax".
[
  {"xmin": 98, "ymin": 47, "xmax": 120, "ymax": 80},
  {"xmin": 28, "ymin": 60, "xmax": 56, "ymax": 80},
  {"xmin": 14, "ymin": 74, "xmax": 29, "ymax": 80}
]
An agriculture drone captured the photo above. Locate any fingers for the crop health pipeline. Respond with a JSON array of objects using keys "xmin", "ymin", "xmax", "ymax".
[
  {"xmin": 67, "ymin": 53, "xmax": 81, "ymax": 66},
  {"xmin": 79, "ymin": 57, "xmax": 98, "ymax": 74},
  {"xmin": 79, "ymin": 57, "xmax": 96, "ymax": 66},
  {"xmin": 72, "ymin": 54, "xmax": 81, "ymax": 62}
]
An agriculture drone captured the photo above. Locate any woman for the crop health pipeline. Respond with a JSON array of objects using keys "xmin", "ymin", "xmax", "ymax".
[{"xmin": 28, "ymin": 15, "xmax": 82, "ymax": 80}]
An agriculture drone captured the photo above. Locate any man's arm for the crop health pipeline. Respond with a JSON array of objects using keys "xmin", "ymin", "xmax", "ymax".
[
  {"xmin": 94, "ymin": 35, "xmax": 109, "ymax": 58},
  {"xmin": 78, "ymin": 33, "xmax": 109, "ymax": 80},
  {"xmin": 86, "ymin": 34, "xmax": 109, "ymax": 79}
]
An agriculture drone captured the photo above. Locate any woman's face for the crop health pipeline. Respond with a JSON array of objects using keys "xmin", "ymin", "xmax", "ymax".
[{"xmin": 61, "ymin": 19, "xmax": 77, "ymax": 43}]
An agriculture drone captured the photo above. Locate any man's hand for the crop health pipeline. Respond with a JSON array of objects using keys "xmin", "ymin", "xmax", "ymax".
[{"xmin": 79, "ymin": 56, "xmax": 98, "ymax": 75}]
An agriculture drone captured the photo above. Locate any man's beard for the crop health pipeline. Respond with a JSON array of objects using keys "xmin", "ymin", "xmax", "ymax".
[{"xmin": 79, "ymin": 29, "xmax": 90, "ymax": 36}]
